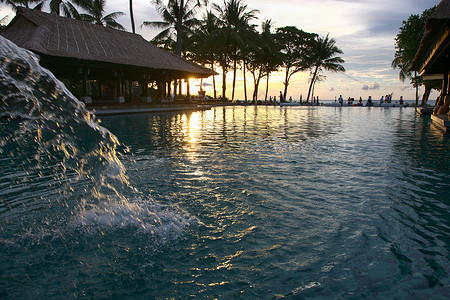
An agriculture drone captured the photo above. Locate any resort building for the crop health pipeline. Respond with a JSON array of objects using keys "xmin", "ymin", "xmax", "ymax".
[
  {"xmin": 0, "ymin": 7, "xmax": 216, "ymax": 105},
  {"xmin": 410, "ymin": 0, "xmax": 450, "ymax": 132}
]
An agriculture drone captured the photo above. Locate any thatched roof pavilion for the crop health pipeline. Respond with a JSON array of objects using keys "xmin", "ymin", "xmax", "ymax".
[
  {"xmin": 410, "ymin": 0, "xmax": 450, "ymax": 77},
  {"xmin": 411, "ymin": 0, "xmax": 450, "ymax": 130},
  {"xmin": 0, "ymin": 7, "xmax": 216, "ymax": 103}
]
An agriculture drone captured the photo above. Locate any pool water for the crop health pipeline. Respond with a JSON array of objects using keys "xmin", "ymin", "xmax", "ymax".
[
  {"xmin": 95, "ymin": 107, "xmax": 450, "ymax": 298},
  {"xmin": 1, "ymin": 36, "xmax": 450, "ymax": 298}
]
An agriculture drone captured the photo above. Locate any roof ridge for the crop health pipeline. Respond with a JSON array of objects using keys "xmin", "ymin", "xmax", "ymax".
[{"xmin": 2, "ymin": 8, "xmax": 217, "ymax": 76}]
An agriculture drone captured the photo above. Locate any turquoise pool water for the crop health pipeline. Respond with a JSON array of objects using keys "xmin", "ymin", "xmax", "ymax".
[
  {"xmin": 1, "ymin": 37, "xmax": 450, "ymax": 298},
  {"xmin": 98, "ymin": 107, "xmax": 450, "ymax": 298}
]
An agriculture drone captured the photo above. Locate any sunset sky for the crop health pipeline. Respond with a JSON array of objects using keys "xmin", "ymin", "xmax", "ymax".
[{"xmin": 0, "ymin": 0, "xmax": 441, "ymax": 101}]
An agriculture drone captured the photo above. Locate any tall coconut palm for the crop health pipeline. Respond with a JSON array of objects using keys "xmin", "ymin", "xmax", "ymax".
[
  {"xmin": 174, "ymin": 0, "xmax": 207, "ymax": 56},
  {"xmin": 306, "ymin": 34, "xmax": 345, "ymax": 102},
  {"xmin": 2, "ymin": 0, "xmax": 44, "ymax": 10},
  {"xmin": 247, "ymin": 19, "xmax": 275, "ymax": 102},
  {"xmin": 143, "ymin": 0, "xmax": 201, "ymax": 55},
  {"xmin": 49, "ymin": 0, "xmax": 80, "ymax": 18},
  {"xmin": 259, "ymin": 19, "xmax": 281, "ymax": 101},
  {"xmin": 190, "ymin": 10, "xmax": 221, "ymax": 98},
  {"xmin": 76, "ymin": 0, "xmax": 125, "ymax": 30},
  {"xmin": 213, "ymin": 0, "xmax": 258, "ymax": 101},
  {"xmin": 129, "ymin": 0, "xmax": 135, "ymax": 33}
]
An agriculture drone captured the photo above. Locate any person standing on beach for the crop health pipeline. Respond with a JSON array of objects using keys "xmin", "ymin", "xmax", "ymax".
[
  {"xmin": 338, "ymin": 95, "xmax": 344, "ymax": 106},
  {"xmin": 279, "ymin": 91, "xmax": 284, "ymax": 102},
  {"xmin": 399, "ymin": 96, "xmax": 404, "ymax": 105},
  {"xmin": 380, "ymin": 96, "xmax": 384, "ymax": 106}
]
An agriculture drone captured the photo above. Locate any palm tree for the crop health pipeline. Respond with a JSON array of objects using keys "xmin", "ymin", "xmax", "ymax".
[
  {"xmin": 144, "ymin": 0, "xmax": 203, "ymax": 54},
  {"xmin": 213, "ymin": 0, "xmax": 258, "ymax": 101},
  {"xmin": 76, "ymin": 0, "xmax": 125, "ymax": 30},
  {"xmin": 2, "ymin": 0, "xmax": 45, "ymax": 10},
  {"xmin": 260, "ymin": 19, "xmax": 281, "ymax": 101},
  {"xmin": 143, "ymin": 0, "xmax": 201, "ymax": 55},
  {"xmin": 306, "ymin": 34, "xmax": 345, "ymax": 103},
  {"xmin": 246, "ymin": 19, "xmax": 277, "ymax": 102},
  {"xmin": 49, "ymin": 0, "xmax": 81, "ymax": 18},
  {"xmin": 129, "ymin": 0, "xmax": 135, "ymax": 33},
  {"xmin": 190, "ymin": 10, "xmax": 221, "ymax": 98},
  {"xmin": 174, "ymin": 0, "xmax": 207, "ymax": 56}
]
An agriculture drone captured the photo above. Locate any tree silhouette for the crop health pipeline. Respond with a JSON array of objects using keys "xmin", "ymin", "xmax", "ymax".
[
  {"xmin": 275, "ymin": 26, "xmax": 316, "ymax": 101},
  {"xmin": 76, "ymin": 0, "xmax": 125, "ymax": 30},
  {"xmin": 306, "ymin": 34, "xmax": 345, "ymax": 103},
  {"xmin": 392, "ymin": 6, "xmax": 436, "ymax": 105},
  {"xmin": 143, "ymin": 0, "xmax": 201, "ymax": 54}
]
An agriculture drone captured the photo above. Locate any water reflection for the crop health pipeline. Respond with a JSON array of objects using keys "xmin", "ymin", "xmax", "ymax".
[{"xmin": 96, "ymin": 107, "xmax": 450, "ymax": 298}]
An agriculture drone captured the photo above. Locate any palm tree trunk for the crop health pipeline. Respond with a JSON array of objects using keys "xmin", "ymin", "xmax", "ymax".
[
  {"xmin": 265, "ymin": 72, "xmax": 270, "ymax": 102},
  {"xmin": 252, "ymin": 76, "xmax": 258, "ymax": 102},
  {"xmin": 175, "ymin": 0, "xmax": 184, "ymax": 56},
  {"xmin": 222, "ymin": 65, "xmax": 227, "ymax": 100},
  {"xmin": 243, "ymin": 59, "xmax": 248, "ymax": 102},
  {"xmin": 415, "ymin": 71, "xmax": 419, "ymax": 107},
  {"xmin": 129, "ymin": 0, "xmax": 135, "ymax": 33},
  {"xmin": 307, "ymin": 66, "xmax": 318, "ymax": 103},
  {"xmin": 283, "ymin": 67, "xmax": 290, "ymax": 101},
  {"xmin": 312, "ymin": 80, "xmax": 316, "ymax": 100},
  {"xmin": 211, "ymin": 62, "xmax": 217, "ymax": 99},
  {"xmin": 210, "ymin": 54, "xmax": 217, "ymax": 99},
  {"xmin": 232, "ymin": 52, "xmax": 237, "ymax": 101},
  {"xmin": 253, "ymin": 66, "xmax": 263, "ymax": 102}
]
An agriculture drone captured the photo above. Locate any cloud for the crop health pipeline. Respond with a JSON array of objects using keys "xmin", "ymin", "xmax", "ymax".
[
  {"xmin": 361, "ymin": 82, "xmax": 380, "ymax": 90},
  {"xmin": 329, "ymin": 87, "xmax": 335, "ymax": 91},
  {"xmin": 398, "ymin": 85, "xmax": 412, "ymax": 91}
]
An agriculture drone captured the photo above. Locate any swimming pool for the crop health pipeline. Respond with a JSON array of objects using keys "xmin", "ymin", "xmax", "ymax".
[
  {"xmin": 1, "ymin": 37, "xmax": 449, "ymax": 298},
  {"xmin": 99, "ymin": 106, "xmax": 450, "ymax": 298}
]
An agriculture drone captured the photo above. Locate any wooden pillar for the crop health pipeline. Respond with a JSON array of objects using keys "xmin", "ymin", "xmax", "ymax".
[
  {"xmin": 143, "ymin": 76, "xmax": 148, "ymax": 97},
  {"xmin": 113, "ymin": 72, "xmax": 117, "ymax": 97},
  {"xmin": 443, "ymin": 69, "xmax": 449, "ymax": 104},
  {"xmin": 113, "ymin": 71, "xmax": 125, "ymax": 103},
  {"xmin": 167, "ymin": 80, "xmax": 171, "ymax": 97},
  {"xmin": 82, "ymin": 68, "xmax": 88, "ymax": 97},
  {"xmin": 173, "ymin": 79, "xmax": 177, "ymax": 97},
  {"xmin": 117, "ymin": 72, "xmax": 122, "ymax": 96},
  {"xmin": 178, "ymin": 79, "xmax": 182, "ymax": 96},
  {"xmin": 79, "ymin": 68, "xmax": 92, "ymax": 103},
  {"xmin": 187, "ymin": 79, "xmax": 190, "ymax": 97}
]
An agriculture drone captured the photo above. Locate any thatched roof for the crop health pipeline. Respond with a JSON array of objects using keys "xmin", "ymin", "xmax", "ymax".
[
  {"xmin": 410, "ymin": 0, "xmax": 450, "ymax": 75},
  {"xmin": 1, "ymin": 7, "xmax": 216, "ymax": 77}
]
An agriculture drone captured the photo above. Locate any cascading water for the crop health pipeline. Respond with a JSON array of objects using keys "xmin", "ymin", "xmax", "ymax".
[{"xmin": 0, "ymin": 36, "xmax": 196, "ymax": 298}]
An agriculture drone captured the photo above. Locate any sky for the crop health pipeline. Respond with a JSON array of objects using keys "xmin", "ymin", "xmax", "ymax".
[{"xmin": 0, "ymin": 0, "xmax": 441, "ymax": 101}]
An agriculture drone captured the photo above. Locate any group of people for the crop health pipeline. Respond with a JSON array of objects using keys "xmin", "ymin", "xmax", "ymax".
[
  {"xmin": 270, "ymin": 92, "xmax": 297, "ymax": 103},
  {"xmin": 379, "ymin": 94, "xmax": 391, "ymax": 105},
  {"xmin": 336, "ymin": 94, "xmax": 404, "ymax": 106}
]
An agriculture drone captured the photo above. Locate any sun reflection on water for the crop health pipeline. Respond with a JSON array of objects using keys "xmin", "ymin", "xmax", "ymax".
[{"xmin": 188, "ymin": 111, "xmax": 202, "ymax": 145}]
